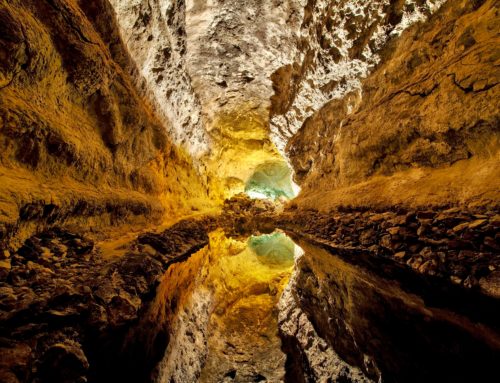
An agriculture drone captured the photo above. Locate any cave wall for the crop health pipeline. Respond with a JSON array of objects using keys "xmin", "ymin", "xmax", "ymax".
[
  {"xmin": 106, "ymin": 0, "xmax": 210, "ymax": 159},
  {"xmin": 5, "ymin": 0, "xmax": 490, "ymax": 239},
  {"xmin": 286, "ymin": 0, "xmax": 499, "ymax": 209},
  {"xmin": 108, "ymin": 0, "xmax": 305, "ymax": 197},
  {"xmin": 0, "ymin": 0, "xmax": 210, "ymax": 247},
  {"xmin": 1, "ymin": 0, "xmax": 496, "ymax": 239},
  {"xmin": 270, "ymin": 0, "xmax": 447, "ymax": 151},
  {"xmin": 108, "ymin": 0, "xmax": 448, "ymax": 199}
]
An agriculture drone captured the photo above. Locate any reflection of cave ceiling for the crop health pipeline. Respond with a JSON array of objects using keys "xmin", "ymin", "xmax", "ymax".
[{"xmin": 248, "ymin": 232, "xmax": 296, "ymax": 268}]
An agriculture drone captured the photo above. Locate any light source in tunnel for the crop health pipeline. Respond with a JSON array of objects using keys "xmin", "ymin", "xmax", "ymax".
[
  {"xmin": 245, "ymin": 161, "xmax": 299, "ymax": 200},
  {"xmin": 247, "ymin": 231, "xmax": 301, "ymax": 268}
]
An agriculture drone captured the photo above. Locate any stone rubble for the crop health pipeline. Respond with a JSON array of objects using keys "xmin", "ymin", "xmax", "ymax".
[
  {"xmin": 279, "ymin": 207, "xmax": 500, "ymax": 297},
  {"xmin": 0, "ymin": 219, "xmax": 214, "ymax": 383}
]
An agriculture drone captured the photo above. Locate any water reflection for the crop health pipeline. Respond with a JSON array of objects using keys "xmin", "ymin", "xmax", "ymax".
[
  {"xmin": 248, "ymin": 231, "xmax": 298, "ymax": 268},
  {"xmin": 281, "ymin": 236, "xmax": 500, "ymax": 383},
  {"xmin": 156, "ymin": 229, "xmax": 299, "ymax": 383},
  {"xmin": 153, "ymin": 229, "xmax": 499, "ymax": 383}
]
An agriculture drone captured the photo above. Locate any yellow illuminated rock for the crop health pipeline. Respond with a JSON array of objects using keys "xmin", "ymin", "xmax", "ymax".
[
  {"xmin": 0, "ymin": 1, "xmax": 498, "ymax": 382},
  {"xmin": 204, "ymin": 106, "xmax": 298, "ymax": 200},
  {"xmin": 155, "ymin": 229, "xmax": 300, "ymax": 382}
]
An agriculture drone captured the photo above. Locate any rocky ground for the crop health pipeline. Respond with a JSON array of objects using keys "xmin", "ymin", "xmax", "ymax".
[
  {"xmin": 1, "ymin": 196, "xmax": 499, "ymax": 383},
  {"xmin": 0, "ymin": 218, "xmax": 215, "ymax": 383},
  {"xmin": 279, "ymin": 207, "xmax": 500, "ymax": 298}
]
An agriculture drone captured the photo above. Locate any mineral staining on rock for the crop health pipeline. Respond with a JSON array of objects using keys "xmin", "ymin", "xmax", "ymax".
[
  {"xmin": 286, "ymin": 0, "xmax": 500, "ymax": 209},
  {"xmin": 107, "ymin": 0, "xmax": 454, "ymax": 203},
  {"xmin": 0, "ymin": 0, "xmax": 212, "ymax": 247},
  {"xmin": 269, "ymin": 0, "xmax": 447, "ymax": 151},
  {"xmin": 108, "ymin": 0, "xmax": 302, "ymax": 197}
]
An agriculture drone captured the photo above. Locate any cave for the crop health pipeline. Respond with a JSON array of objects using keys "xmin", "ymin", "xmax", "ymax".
[
  {"xmin": 0, "ymin": 1, "xmax": 499, "ymax": 383},
  {"xmin": 245, "ymin": 161, "xmax": 299, "ymax": 200}
]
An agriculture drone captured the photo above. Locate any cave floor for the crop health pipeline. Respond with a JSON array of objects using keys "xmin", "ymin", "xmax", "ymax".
[
  {"xmin": 151, "ymin": 226, "xmax": 500, "ymax": 383},
  {"xmin": 1, "ymin": 204, "xmax": 499, "ymax": 383}
]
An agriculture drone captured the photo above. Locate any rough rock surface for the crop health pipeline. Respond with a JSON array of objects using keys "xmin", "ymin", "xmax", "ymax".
[
  {"xmin": 0, "ymin": 218, "xmax": 214, "ymax": 383},
  {"xmin": 269, "ymin": 0, "xmax": 446, "ymax": 151},
  {"xmin": 0, "ymin": 0, "xmax": 210, "ymax": 248},
  {"xmin": 109, "ymin": 0, "xmax": 301, "ymax": 153},
  {"xmin": 280, "ymin": 207, "xmax": 500, "ymax": 295},
  {"xmin": 287, "ymin": 0, "xmax": 500, "ymax": 208},
  {"xmin": 279, "ymin": 236, "xmax": 500, "ymax": 382},
  {"xmin": 108, "ymin": 0, "xmax": 444, "ymax": 197},
  {"xmin": 107, "ymin": 0, "xmax": 209, "ymax": 158},
  {"xmin": 1, "ymin": 0, "xmax": 499, "ymax": 382}
]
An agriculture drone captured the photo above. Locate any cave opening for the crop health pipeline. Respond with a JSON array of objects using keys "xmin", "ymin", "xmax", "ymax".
[{"xmin": 244, "ymin": 161, "xmax": 300, "ymax": 200}]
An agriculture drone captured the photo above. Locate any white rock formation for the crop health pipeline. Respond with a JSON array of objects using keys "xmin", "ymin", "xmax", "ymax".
[
  {"xmin": 108, "ymin": 0, "xmax": 209, "ymax": 158},
  {"xmin": 278, "ymin": 267, "xmax": 373, "ymax": 382},
  {"xmin": 155, "ymin": 289, "xmax": 212, "ymax": 383},
  {"xmin": 183, "ymin": 0, "xmax": 303, "ymax": 126},
  {"xmin": 109, "ymin": 0, "xmax": 447, "ymax": 175},
  {"xmin": 269, "ymin": 0, "xmax": 447, "ymax": 153}
]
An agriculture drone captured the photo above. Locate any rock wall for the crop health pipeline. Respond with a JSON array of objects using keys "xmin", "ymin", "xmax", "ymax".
[
  {"xmin": 0, "ymin": 0, "xmax": 210, "ymax": 247},
  {"xmin": 109, "ymin": 0, "xmax": 304, "ymax": 196},
  {"xmin": 106, "ymin": 0, "xmax": 210, "ymax": 158},
  {"xmin": 286, "ymin": 0, "xmax": 500, "ymax": 209},
  {"xmin": 108, "ymin": 0, "xmax": 452, "ymax": 199},
  {"xmin": 184, "ymin": 0, "xmax": 304, "ymax": 196},
  {"xmin": 269, "ymin": 0, "xmax": 446, "ymax": 152}
]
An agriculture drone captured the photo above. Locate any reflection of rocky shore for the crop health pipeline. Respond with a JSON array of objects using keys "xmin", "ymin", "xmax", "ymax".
[
  {"xmin": 279, "ymin": 238, "xmax": 500, "ymax": 383},
  {"xmin": 280, "ymin": 208, "xmax": 500, "ymax": 298},
  {"xmin": 0, "ymin": 219, "xmax": 214, "ymax": 383}
]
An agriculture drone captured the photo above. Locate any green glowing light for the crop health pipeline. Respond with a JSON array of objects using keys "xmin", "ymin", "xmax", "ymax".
[
  {"xmin": 245, "ymin": 161, "xmax": 298, "ymax": 200},
  {"xmin": 247, "ymin": 232, "xmax": 296, "ymax": 267}
]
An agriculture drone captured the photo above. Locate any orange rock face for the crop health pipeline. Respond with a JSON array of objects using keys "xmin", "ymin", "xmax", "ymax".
[
  {"xmin": 0, "ymin": 0, "xmax": 210, "ymax": 246},
  {"xmin": 0, "ymin": 2, "xmax": 498, "ymax": 382},
  {"xmin": 287, "ymin": 0, "xmax": 499, "ymax": 210}
]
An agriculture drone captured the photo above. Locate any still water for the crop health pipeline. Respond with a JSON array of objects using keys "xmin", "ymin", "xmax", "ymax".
[{"xmin": 147, "ymin": 229, "xmax": 499, "ymax": 383}]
